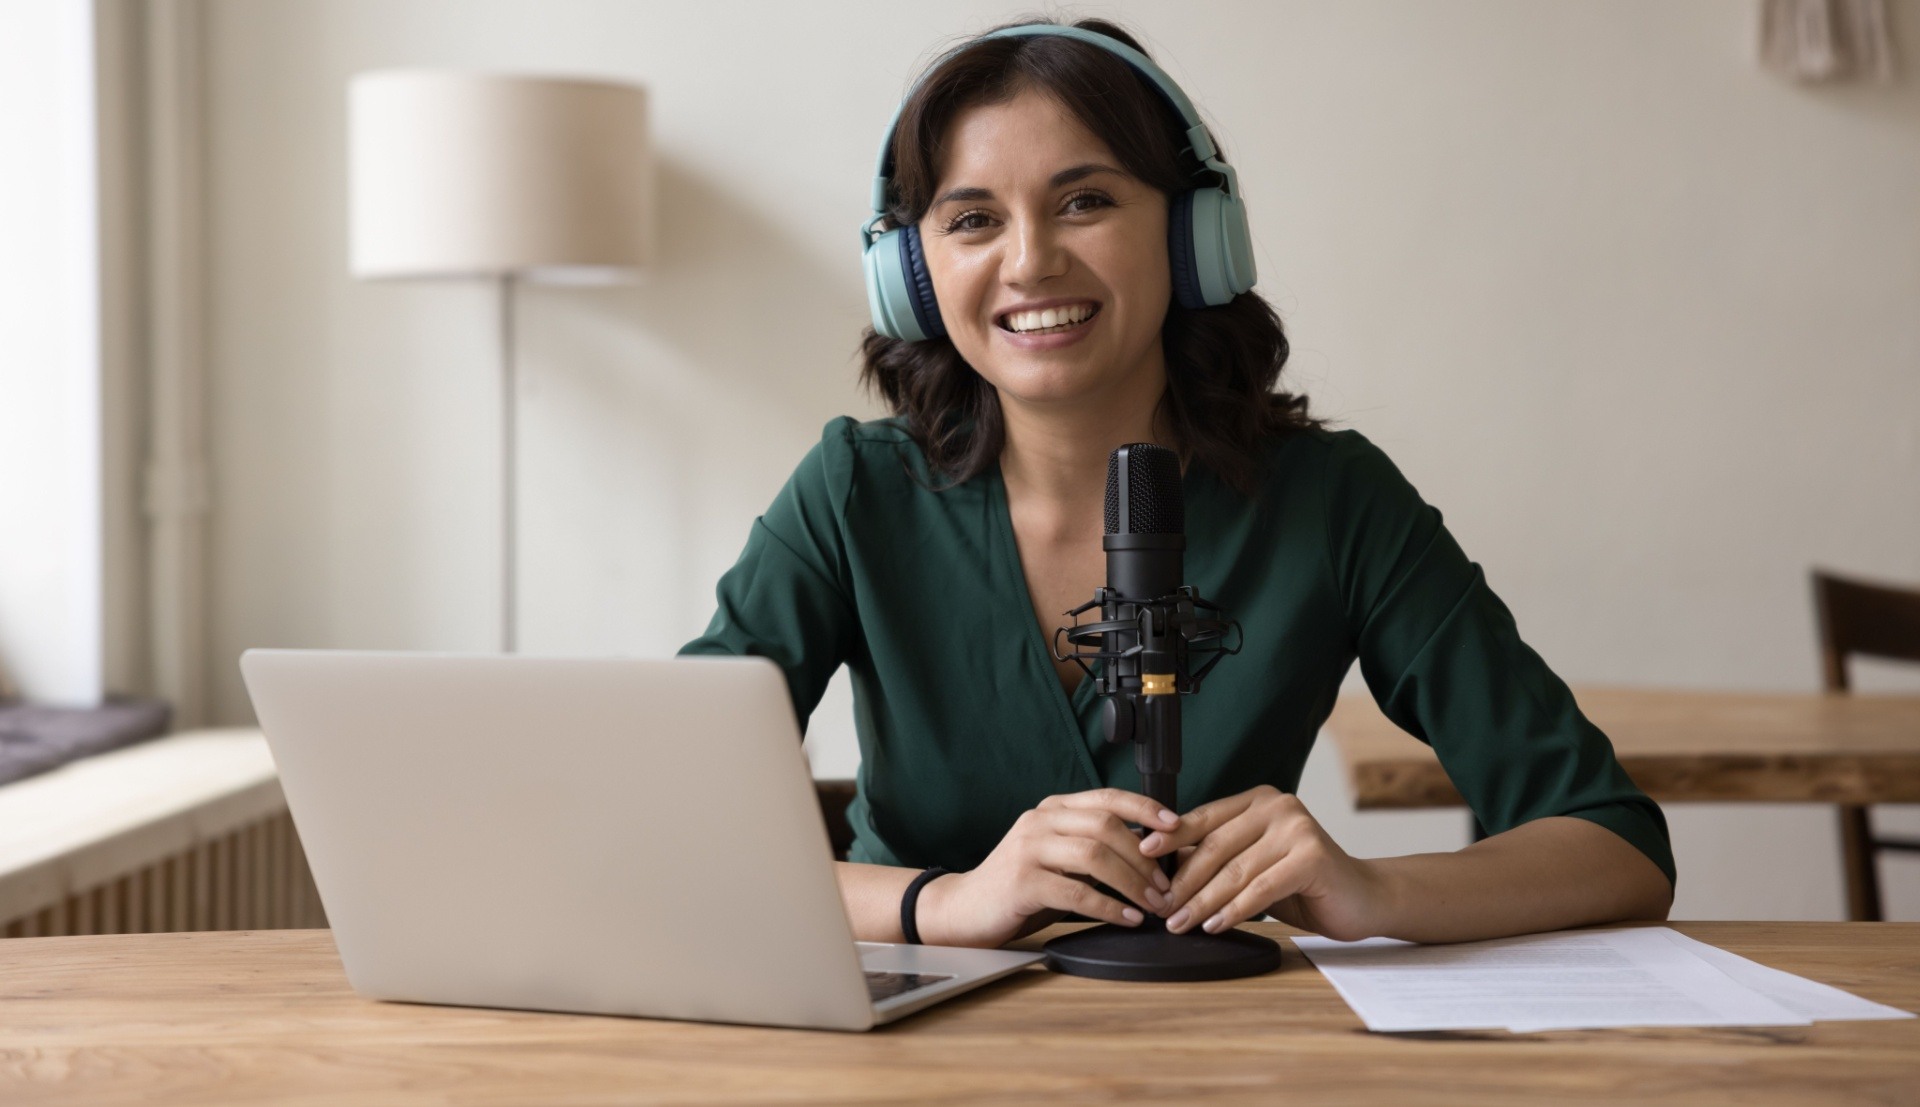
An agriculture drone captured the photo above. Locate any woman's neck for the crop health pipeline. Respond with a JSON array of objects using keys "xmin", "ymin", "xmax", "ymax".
[{"xmin": 996, "ymin": 360, "xmax": 1179, "ymax": 541}]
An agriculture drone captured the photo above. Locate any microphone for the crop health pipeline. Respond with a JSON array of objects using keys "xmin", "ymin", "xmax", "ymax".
[
  {"xmin": 1099, "ymin": 444, "xmax": 1190, "ymax": 819},
  {"xmin": 1045, "ymin": 443, "xmax": 1278, "ymax": 982},
  {"xmin": 1053, "ymin": 444, "xmax": 1242, "ymax": 822},
  {"xmin": 1103, "ymin": 441, "xmax": 1185, "ymax": 604}
]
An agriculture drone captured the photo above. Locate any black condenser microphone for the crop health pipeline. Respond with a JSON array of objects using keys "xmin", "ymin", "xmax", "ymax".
[
  {"xmin": 1100, "ymin": 444, "xmax": 1189, "ymax": 817},
  {"xmin": 1047, "ymin": 443, "xmax": 1277, "ymax": 982},
  {"xmin": 1104, "ymin": 443, "xmax": 1186, "ymax": 604}
]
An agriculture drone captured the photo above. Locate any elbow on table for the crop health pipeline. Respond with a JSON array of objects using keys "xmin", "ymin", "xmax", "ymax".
[{"xmin": 1634, "ymin": 865, "xmax": 1677, "ymax": 924}]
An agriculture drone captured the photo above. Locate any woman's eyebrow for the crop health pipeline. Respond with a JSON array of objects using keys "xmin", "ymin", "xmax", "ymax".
[{"xmin": 930, "ymin": 163, "xmax": 1125, "ymax": 207}]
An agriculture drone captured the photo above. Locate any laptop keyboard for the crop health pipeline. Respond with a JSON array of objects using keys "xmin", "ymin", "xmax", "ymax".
[{"xmin": 865, "ymin": 970, "xmax": 954, "ymax": 1003}]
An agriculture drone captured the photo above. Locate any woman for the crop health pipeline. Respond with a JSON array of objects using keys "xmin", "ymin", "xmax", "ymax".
[{"xmin": 680, "ymin": 17, "xmax": 1674, "ymax": 950}]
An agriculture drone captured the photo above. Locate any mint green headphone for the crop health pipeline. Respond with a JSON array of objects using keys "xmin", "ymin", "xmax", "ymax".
[{"xmin": 861, "ymin": 24, "xmax": 1257, "ymax": 343}]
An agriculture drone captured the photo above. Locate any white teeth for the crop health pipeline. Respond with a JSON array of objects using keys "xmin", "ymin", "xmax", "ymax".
[{"xmin": 1003, "ymin": 303, "xmax": 1096, "ymax": 333}]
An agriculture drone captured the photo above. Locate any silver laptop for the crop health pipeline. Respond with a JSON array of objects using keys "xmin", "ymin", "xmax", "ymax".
[{"xmin": 239, "ymin": 649, "xmax": 1042, "ymax": 1031}]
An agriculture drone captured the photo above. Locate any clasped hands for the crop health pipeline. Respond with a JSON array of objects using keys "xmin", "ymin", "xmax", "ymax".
[{"xmin": 919, "ymin": 785, "xmax": 1392, "ymax": 950}]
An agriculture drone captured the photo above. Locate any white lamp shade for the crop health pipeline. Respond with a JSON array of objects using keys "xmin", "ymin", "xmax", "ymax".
[{"xmin": 349, "ymin": 70, "xmax": 652, "ymax": 282}]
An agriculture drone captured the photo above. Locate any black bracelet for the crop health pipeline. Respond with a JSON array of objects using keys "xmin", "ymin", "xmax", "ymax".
[{"xmin": 900, "ymin": 866, "xmax": 949, "ymax": 945}]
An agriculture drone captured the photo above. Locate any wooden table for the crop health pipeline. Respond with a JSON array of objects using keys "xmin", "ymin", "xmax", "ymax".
[
  {"xmin": 1, "ymin": 922, "xmax": 1915, "ymax": 1105},
  {"xmin": 1325, "ymin": 686, "xmax": 1920, "ymax": 809}
]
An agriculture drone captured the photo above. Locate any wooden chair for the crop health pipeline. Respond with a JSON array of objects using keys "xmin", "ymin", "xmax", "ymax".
[
  {"xmin": 814, "ymin": 779, "xmax": 858, "ymax": 862},
  {"xmin": 1812, "ymin": 569, "xmax": 1920, "ymax": 920}
]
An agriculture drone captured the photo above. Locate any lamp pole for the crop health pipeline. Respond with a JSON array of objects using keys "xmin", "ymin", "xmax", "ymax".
[{"xmin": 499, "ymin": 273, "xmax": 517, "ymax": 654}]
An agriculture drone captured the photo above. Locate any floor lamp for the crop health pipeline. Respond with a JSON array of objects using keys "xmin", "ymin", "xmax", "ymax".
[{"xmin": 347, "ymin": 71, "xmax": 652, "ymax": 652}]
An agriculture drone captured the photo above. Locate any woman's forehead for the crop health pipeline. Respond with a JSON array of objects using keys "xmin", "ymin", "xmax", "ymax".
[{"xmin": 931, "ymin": 89, "xmax": 1121, "ymax": 192}]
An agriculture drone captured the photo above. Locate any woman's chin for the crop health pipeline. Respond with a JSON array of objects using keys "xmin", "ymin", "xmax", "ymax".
[
  {"xmin": 993, "ymin": 376, "xmax": 1111, "ymax": 411},
  {"xmin": 978, "ymin": 356, "xmax": 1118, "ymax": 407}
]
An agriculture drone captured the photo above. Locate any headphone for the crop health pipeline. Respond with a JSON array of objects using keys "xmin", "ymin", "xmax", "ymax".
[{"xmin": 861, "ymin": 24, "xmax": 1257, "ymax": 343}]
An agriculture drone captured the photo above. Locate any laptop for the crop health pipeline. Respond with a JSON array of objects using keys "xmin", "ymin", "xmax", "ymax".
[{"xmin": 238, "ymin": 649, "xmax": 1042, "ymax": 1031}]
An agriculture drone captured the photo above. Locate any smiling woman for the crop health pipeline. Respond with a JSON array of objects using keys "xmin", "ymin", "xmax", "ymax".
[
  {"xmin": 858, "ymin": 18, "xmax": 1312, "ymax": 496},
  {"xmin": 681, "ymin": 17, "xmax": 1676, "ymax": 954}
]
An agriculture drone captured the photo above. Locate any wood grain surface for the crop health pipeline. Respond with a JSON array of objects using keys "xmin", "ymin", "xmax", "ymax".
[
  {"xmin": 1326, "ymin": 686, "xmax": 1920, "ymax": 808},
  {"xmin": 0, "ymin": 921, "xmax": 1915, "ymax": 1105}
]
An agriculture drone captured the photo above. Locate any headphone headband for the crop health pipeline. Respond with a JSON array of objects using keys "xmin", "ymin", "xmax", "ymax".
[{"xmin": 864, "ymin": 23, "xmax": 1239, "ymax": 240}]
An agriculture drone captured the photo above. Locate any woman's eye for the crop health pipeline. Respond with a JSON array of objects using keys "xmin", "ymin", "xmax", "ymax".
[
  {"xmin": 943, "ymin": 210, "xmax": 992, "ymax": 234},
  {"xmin": 1064, "ymin": 191, "xmax": 1113, "ymax": 214}
]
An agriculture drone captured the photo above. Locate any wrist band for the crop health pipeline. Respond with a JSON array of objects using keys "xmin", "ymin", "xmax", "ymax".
[{"xmin": 900, "ymin": 866, "xmax": 949, "ymax": 945}]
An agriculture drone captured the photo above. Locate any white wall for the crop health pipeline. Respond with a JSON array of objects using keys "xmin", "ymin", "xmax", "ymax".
[
  {"xmin": 196, "ymin": 0, "xmax": 1920, "ymax": 920},
  {"xmin": 0, "ymin": 1, "xmax": 104, "ymax": 707}
]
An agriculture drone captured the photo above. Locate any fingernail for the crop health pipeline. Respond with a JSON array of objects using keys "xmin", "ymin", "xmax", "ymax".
[
  {"xmin": 1152, "ymin": 868, "xmax": 1171, "ymax": 892},
  {"xmin": 1140, "ymin": 832, "xmax": 1164, "ymax": 854},
  {"xmin": 1158, "ymin": 808, "xmax": 1179, "ymax": 827},
  {"xmin": 1203, "ymin": 913, "xmax": 1225, "ymax": 934},
  {"xmin": 1167, "ymin": 908, "xmax": 1191, "ymax": 932},
  {"xmin": 1122, "ymin": 907, "xmax": 1144, "ymax": 925},
  {"xmin": 1144, "ymin": 888, "xmax": 1166, "ymax": 910}
]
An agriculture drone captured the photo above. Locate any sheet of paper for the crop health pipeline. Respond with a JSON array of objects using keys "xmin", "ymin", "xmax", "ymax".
[
  {"xmin": 1656, "ymin": 929, "xmax": 1913, "ymax": 1024},
  {"xmin": 1294, "ymin": 927, "xmax": 1810, "ymax": 1033}
]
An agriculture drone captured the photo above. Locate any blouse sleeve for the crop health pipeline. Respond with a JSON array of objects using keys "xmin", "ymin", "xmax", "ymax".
[
  {"xmin": 676, "ymin": 417, "xmax": 861, "ymax": 735},
  {"xmin": 1320, "ymin": 430, "xmax": 1676, "ymax": 891}
]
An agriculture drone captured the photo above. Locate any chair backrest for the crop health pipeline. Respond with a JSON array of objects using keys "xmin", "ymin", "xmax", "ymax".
[
  {"xmin": 1812, "ymin": 569, "xmax": 1920, "ymax": 692},
  {"xmin": 814, "ymin": 779, "xmax": 857, "ymax": 862}
]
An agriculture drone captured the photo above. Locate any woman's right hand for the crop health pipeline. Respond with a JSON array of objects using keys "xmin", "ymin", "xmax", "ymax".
[{"xmin": 917, "ymin": 788, "xmax": 1180, "ymax": 948}]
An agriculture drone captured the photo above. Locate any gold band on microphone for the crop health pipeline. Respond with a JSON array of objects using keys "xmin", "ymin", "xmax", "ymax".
[{"xmin": 1141, "ymin": 673, "xmax": 1176, "ymax": 696}]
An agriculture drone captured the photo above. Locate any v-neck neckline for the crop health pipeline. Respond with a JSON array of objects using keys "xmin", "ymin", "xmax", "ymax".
[{"xmin": 987, "ymin": 461, "xmax": 1105, "ymax": 789}]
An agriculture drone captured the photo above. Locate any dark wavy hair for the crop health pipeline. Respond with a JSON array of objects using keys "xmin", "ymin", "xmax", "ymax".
[{"xmin": 858, "ymin": 16, "xmax": 1319, "ymax": 497}]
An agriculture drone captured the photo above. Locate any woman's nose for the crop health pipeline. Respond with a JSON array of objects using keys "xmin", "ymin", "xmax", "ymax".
[{"xmin": 1002, "ymin": 217, "xmax": 1069, "ymax": 286}]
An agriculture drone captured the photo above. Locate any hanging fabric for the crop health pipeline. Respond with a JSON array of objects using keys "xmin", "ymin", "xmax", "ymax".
[{"xmin": 1759, "ymin": 0, "xmax": 1899, "ymax": 83}]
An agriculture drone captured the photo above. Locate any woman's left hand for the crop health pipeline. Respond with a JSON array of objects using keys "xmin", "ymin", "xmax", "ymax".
[{"xmin": 1141, "ymin": 785, "xmax": 1391, "ymax": 942}]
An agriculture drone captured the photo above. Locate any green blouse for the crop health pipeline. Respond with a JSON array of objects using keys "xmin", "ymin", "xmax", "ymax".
[{"xmin": 678, "ymin": 416, "xmax": 1676, "ymax": 890}]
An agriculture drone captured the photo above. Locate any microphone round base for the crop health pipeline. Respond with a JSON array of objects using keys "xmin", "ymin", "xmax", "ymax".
[{"xmin": 1043, "ymin": 919, "xmax": 1282, "ymax": 982}]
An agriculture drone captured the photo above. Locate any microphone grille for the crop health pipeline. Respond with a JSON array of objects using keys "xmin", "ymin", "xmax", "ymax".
[{"xmin": 1104, "ymin": 443, "xmax": 1184, "ymax": 535}]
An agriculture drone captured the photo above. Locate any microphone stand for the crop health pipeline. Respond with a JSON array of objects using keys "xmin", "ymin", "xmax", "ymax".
[{"xmin": 1042, "ymin": 580, "xmax": 1282, "ymax": 982}]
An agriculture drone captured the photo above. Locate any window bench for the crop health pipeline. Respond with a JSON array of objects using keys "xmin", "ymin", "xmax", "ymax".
[{"xmin": 0, "ymin": 728, "xmax": 324, "ymax": 936}]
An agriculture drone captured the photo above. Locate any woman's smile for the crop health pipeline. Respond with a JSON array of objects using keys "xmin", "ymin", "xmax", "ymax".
[{"xmin": 996, "ymin": 299, "xmax": 1103, "ymax": 349}]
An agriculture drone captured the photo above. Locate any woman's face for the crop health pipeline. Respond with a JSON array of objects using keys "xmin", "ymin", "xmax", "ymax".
[{"xmin": 917, "ymin": 87, "xmax": 1171, "ymax": 411}]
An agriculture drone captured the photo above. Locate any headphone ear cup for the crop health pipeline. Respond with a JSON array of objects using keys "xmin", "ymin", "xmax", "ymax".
[
  {"xmin": 863, "ymin": 226, "xmax": 916, "ymax": 340},
  {"xmin": 900, "ymin": 222, "xmax": 946, "ymax": 339},
  {"xmin": 1177, "ymin": 187, "xmax": 1258, "ymax": 308},
  {"xmin": 1167, "ymin": 190, "xmax": 1204, "ymax": 310},
  {"xmin": 862, "ymin": 223, "xmax": 945, "ymax": 342}
]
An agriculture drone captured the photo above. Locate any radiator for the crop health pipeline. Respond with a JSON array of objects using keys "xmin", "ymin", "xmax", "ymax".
[
  {"xmin": 1, "ymin": 808, "xmax": 326, "ymax": 937},
  {"xmin": 0, "ymin": 730, "xmax": 328, "ymax": 939}
]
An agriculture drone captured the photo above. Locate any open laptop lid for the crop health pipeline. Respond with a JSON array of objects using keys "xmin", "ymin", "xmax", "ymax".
[{"xmin": 240, "ymin": 650, "xmax": 879, "ymax": 1030}]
